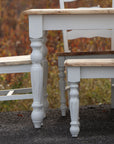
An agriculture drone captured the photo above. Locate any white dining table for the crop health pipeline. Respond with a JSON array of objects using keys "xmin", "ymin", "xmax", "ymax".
[{"xmin": 23, "ymin": 8, "xmax": 114, "ymax": 136}]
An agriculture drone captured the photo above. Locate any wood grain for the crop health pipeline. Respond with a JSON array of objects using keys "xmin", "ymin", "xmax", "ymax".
[
  {"xmin": 23, "ymin": 8, "xmax": 114, "ymax": 15},
  {"xmin": 57, "ymin": 51, "xmax": 114, "ymax": 56},
  {"xmin": 64, "ymin": 59, "xmax": 114, "ymax": 66},
  {"xmin": 0, "ymin": 55, "xmax": 31, "ymax": 66}
]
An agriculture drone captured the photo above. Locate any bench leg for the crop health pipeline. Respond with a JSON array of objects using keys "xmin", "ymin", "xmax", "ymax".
[
  {"xmin": 30, "ymin": 38, "xmax": 44, "ymax": 128},
  {"xmin": 111, "ymin": 78, "xmax": 114, "ymax": 109},
  {"xmin": 67, "ymin": 67, "xmax": 80, "ymax": 137},
  {"xmin": 58, "ymin": 57, "xmax": 67, "ymax": 116},
  {"xmin": 69, "ymin": 82, "xmax": 80, "ymax": 137}
]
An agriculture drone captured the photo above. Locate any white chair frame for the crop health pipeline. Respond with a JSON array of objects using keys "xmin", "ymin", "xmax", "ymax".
[{"xmin": 58, "ymin": 0, "xmax": 114, "ymax": 116}]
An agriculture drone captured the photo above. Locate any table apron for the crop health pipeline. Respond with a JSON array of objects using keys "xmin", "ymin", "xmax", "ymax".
[
  {"xmin": 67, "ymin": 66, "xmax": 114, "ymax": 81},
  {"xmin": 81, "ymin": 66, "xmax": 114, "ymax": 79},
  {"xmin": 43, "ymin": 14, "xmax": 114, "ymax": 30}
]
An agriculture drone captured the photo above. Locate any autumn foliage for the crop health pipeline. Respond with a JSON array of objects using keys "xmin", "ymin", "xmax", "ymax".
[{"xmin": 0, "ymin": 0, "xmax": 112, "ymax": 111}]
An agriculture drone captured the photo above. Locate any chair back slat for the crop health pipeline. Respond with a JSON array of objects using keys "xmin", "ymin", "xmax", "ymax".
[
  {"xmin": 112, "ymin": 0, "xmax": 114, "ymax": 7},
  {"xmin": 67, "ymin": 30, "xmax": 112, "ymax": 40},
  {"xmin": 59, "ymin": 0, "xmax": 113, "ymax": 52},
  {"xmin": 59, "ymin": 0, "xmax": 77, "ymax": 9}
]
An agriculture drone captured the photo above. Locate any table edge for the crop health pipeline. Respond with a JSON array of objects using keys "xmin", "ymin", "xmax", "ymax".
[{"xmin": 23, "ymin": 8, "xmax": 114, "ymax": 15}]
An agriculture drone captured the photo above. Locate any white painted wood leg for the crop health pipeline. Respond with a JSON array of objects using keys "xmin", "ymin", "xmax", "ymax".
[
  {"xmin": 111, "ymin": 79, "xmax": 114, "ymax": 109},
  {"xmin": 42, "ymin": 31, "xmax": 49, "ymax": 118},
  {"xmin": 58, "ymin": 56, "xmax": 67, "ymax": 116},
  {"xmin": 30, "ymin": 38, "xmax": 44, "ymax": 128},
  {"xmin": 67, "ymin": 67, "xmax": 80, "ymax": 137},
  {"xmin": 69, "ymin": 82, "xmax": 80, "ymax": 137}
]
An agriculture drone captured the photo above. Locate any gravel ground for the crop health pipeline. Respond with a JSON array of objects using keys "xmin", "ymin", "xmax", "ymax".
[{"xmin": 0, "ymin": 105, "xmax": 114, "ymax": 144}]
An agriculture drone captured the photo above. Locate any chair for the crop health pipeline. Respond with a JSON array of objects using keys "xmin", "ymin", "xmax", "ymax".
[
  {"xmin": 58, "ymin": 0, "xmax": 114, "ymax": 116},
  {"xmin": 0, "ymin": 33, "xmax": 48, "ymax": 128},
  {"xmin": 64, "ymin": 58, "xmax": 114, "ymax": 137}
]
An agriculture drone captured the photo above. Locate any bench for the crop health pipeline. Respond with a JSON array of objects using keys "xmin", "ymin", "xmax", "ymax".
[
  {"xmin": 64, "ymin": 58, "xmax": 114, "ymax": 137},
  {"xmin": 58, "ymin": 51, "xmax": 114, "ymax": 116}
]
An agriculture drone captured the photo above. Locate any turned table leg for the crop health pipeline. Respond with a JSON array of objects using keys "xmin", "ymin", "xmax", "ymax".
[
  {"xmin": 30, "ymin": 38, "xmax": 44, "ymax": 128},
  {"xmin": 28, "ymin": 15, "xmax": 46, "ymax": 128},
  {"xmin": 42, "ymin": 31, "xmax": 49, "ymax": 118}
]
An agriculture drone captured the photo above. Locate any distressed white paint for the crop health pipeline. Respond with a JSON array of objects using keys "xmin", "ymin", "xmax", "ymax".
[
  {"xmin": 67, "ymin": 30, "xmax": 112, "ymax": 39},
  {"xmin": 30, "ymin": 37, "xmax": 44, "ymax": 128},
  {"xmin": 42, "ymin": 31, "xmax": 49, "ymax": 118},
  {"xmin": 64, "ymin": 0, "xmax": 76, "ymax": 2},
  {"xmin": 24, "ymin": 7, "xmax": 114, "ymax": 136},
  {"xmin": 111, "ymin": 30, "xmax": 114, "ymax": 108},
  {"xmin": 80, "ymin": 67, "xmax": 114, "ymax": 78},
  {"xmin": 29, "ymin": 15, "xmax": 43, "ymax": 39},
  {"xmin": 0, "ymin": 64, "xmax": 32, "ymax": 103},
  {"xmin": 58, "ymin": 56, "xmax": 67, "ymax": 116},
  {"xmin": 7, "ymin": 90, "xmax": 14, "ymax": 96},
  {"xmin": 113, "ymin": 0, "xmax": 114, "ymax": 8},
  {"xmin": 13, "ymin": 88, "xmax": 32, "ymax": 94},
  {"xmin": 69, "ymin": 82, "xmax": 80, "ymax": 137},
  {"xmin": 0, "ymin": 94, "xmax": 32, "ymax": 101},
  {"xmin": 68, "ymin": 67, "xmax": 80, "ymax": 82},
  {"xmin": 59, "ymin": 0, "xmax": 65, "ymax": 9},
  {"xmin": 58, "ymin": 0, "xmax": 114, "ymax": 116},
  {"xmin": 111, "ymin": 78, "xmax": 114, "ymax": 108},
  {"xmin": 66, "ymin": 62, "xmax": 114, "ymax": 137},
  {"xmin": 0, "ymin": 65, "xmax": 31, "ymax": 74},
  {"xmin": 44, "ymin": 15, "xmax": 114, "ymax": 30},
  {"xmin": 60, "ymin": 54, "xmax": 114, "ymax": 110},
  {"xmin": 0, "ymin": 10, "xmax": 48, "ymax": 132},
  {"xmin": 59, "ymin": 0, "xmax": 101, "ymax": 52},
  {"xmin": 63, "ymin": 30, "xmax": 69, "ymax": 52},
  {"xmin": 59, "ymin": 0, "xmax": 77, "ymax": 9},
  {"xmin": 45, "ymin": 14, "xmax": 114, "ymax": 110},
  {"xmin": 0, "ymin": 88, "xmax": 32, "ymax": 101}
]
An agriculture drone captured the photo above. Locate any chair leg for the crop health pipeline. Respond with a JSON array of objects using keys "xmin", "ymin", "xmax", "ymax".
[
  {"xmin": 58, "ymin": 63, "xmax": 67, "ymax": 116},
  {"xmin": 69, "ymin": 82, "xmax": 80, "ymax": 137},
  {"xmin": 30, "ymin": 38, "xmax": 44, "ymax": 128},
  {"xmin": 111, "ymin": 78, "xmax": 114, "ymax": 109}
]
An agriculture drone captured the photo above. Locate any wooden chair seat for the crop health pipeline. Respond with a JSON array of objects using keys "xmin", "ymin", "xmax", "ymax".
[
  {"xmin": 64, "ymin": 58, "xmax": 114, "ymax": 67},
  {"xmin": 0, "ymin": 55, "xmax": 31, "ymax": 66},
  {"xmin": 0, "ymin": 54, "xmax": 32, "ymax": 101}
]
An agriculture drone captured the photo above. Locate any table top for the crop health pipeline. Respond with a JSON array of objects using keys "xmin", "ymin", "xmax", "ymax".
[{"xmin": 23, "ymin": 8, "xmax": 114, "ymax": 15}]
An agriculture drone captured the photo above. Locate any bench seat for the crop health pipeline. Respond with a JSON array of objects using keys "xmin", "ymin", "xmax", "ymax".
[{"xmin": 64, "ymin": 59, "xmax": 114, "ymax": 67}]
